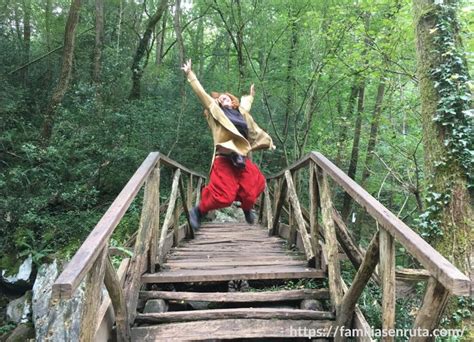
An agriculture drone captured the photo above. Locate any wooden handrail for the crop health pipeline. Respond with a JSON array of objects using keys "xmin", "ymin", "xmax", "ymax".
[
  {"xmin": 265, "ymin": 152, "xmax": 471, "ymax": 296},
  {"xmin": 52, "ymin": 152, "xmax": 206, "ymax": 300}
]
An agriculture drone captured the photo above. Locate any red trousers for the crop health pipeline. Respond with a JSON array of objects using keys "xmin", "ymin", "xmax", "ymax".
[{"xmin": 198, "ymin": 156, "xmax": 266, "ymax": 213}]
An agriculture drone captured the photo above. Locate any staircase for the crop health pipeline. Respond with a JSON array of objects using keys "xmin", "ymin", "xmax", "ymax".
[
  {"xmin": 133, "ymin": 221, "xmax": 332, "ymax": 340},
  {"xmin": 50, "ymin": 151, "xmax": 472, "ymax": 342}
]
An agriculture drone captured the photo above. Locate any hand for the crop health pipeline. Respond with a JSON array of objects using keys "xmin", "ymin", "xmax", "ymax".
[
  {"xmin": 250, "ymin": 83, "xmax": 255, "ymax": 97},
  {"xmin": 181, "ymin": 59, "xmax": 192, "ymax": 74}
]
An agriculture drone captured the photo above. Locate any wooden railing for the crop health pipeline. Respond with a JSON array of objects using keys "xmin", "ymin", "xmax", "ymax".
[
  {"xmin": 260, "ymin": 151, "xmax": 472, "ymax": 341},
  {"xmin": 51, "ymin": 152, "xmax": 205, "ymax": 341}
]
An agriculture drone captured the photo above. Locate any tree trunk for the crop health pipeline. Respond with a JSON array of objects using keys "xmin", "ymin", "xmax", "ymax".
[
  {"xmin": 155, "ymin": 7, "xmax": 167, "ymax": 66},
  {"xmin": 22, "ymin": 0, "xmax": 31, "ymax": 85},
  {"xmin": 92, "ymin": 0, "xmax": 104, "ymax": 86},
  {"xmin": 41, "ymin": 0, "xmax": 82, "ymax": 143},
  {"xmin": 173, "ymin": 0, "xmax": 185, "ymax": 93},
  {"xmin": 335, "ymin": 84, "xmax": 358, "ymax": 166},
  {"xmin": 412, "ymin": 0, "xmax": 472, "ymax": 274},
  {"xmin": 341, "ymin": 81, "xmax": 365, "ymax": 222},
  {"xmin": 361, "ymin": 78, "xmax": 386, "ymax": 186},
  {"xmin": 129, "ymin": 0, "xmax": 168, "ymax": 100},
  {"xmin": 45, "ymin": 0, "xmax": 53, "ymax": 85}
]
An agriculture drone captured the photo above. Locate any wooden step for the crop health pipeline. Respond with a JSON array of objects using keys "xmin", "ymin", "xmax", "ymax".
[
  {"xmin": 131, "ymin": 318, "xmax": 334, "ymax": 340},
  {"xmin": 142, "ymin": 266, "xmax": 325, "ymax": 283},
  {"xmin": 163, "ymin": 259, "xmax": 307, "ymax": 269},
  {"xmin": 139, "ymin": 288, "xmax": 330, "ymax": 302},
  {"xmin": 135, "ymin": 308, "xmax": 335, "ymax": 323}
]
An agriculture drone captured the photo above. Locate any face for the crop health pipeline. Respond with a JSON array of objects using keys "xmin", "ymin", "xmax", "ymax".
[{"xmin": 218, "ymin": 94, "xmax": 232, "ymax": 108}]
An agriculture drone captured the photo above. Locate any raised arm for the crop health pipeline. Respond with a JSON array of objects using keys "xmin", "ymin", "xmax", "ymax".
[
  {"xmin": 240, "ymin": 83, "xmax": 255, "ymax": 112},
  {"xmin": 181, "ymin": 59, "xmax": 213, "ymax": 108}
]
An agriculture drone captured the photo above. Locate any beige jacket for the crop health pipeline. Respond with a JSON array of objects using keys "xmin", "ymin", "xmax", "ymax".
[{"xmin": 187, "ymin": 71, "xmax": 275, "ymax": 162}]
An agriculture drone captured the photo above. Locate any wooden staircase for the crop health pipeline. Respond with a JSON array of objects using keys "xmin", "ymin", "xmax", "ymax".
[
  {"xmin": 50, "ymin": 152, "xmax": 472, "ymax": 342},
  {"xmin": 133, "ymin": 221, "xmax": 332, "ymax": 340}
]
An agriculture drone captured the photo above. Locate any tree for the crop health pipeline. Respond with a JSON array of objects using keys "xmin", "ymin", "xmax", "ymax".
[
  {"xmin": 412, "ymin": 0, "xmax": 472, "ymax": 274},
  {"xmin": 41, "ymin": 0, "xmax": 82, "ymax": 142}
]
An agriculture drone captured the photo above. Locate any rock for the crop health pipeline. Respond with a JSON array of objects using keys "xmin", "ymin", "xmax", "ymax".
[
  {"xmin": 187, "ymin": 301, "xmax": 209, "ymax": 310},
  {"xmin": 32, "ymin": 260, "xmax": 85, "ymax": 342},
  {"xmin": 300, "ymin": 299, "xmax": 324, "ymax": 311},
  {"xmin": 6, "ymin": 291, "xmax": 32, "ymax": 323},
  {"xmin": 143, "ymin": 299, "xmax": 168, "ymax": 313},
  {"xmin": 5, "ymin": 323, "xmax": 35, "ymax": 342},
  {"xmin": 0, "ymin": 255, "xmax": 34, "ymax": 292}
]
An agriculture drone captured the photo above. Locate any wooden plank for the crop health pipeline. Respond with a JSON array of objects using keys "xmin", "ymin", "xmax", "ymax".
[
  {"xmin": 179, "ymin": 177, "xmax": 193, "ymax": 239},
  {"xmin": 173, "ymin": 197, "xmax": 180, "ymax": 246},
  {"xmin": 123, "ymin": 165, "xmax": 161, "ymax": 324},
  {"xmin": 310, "ymin": 152, "xmax": 471, "ymax": 296},
  {"xmin": 271, "ymin": 177, "xmax": 287, "ymax": 236},
  {"xmin": 131, "ymin": 318, "xmax": 334, "ymax": 340},
  {"xmin": 336, "ymin": 231, "xmax": 380, "ymax": 330},
  {"xmin": 264, "ymin": 185, "xmax": 273, "ymax": 232},
  {"xmin": 139, "ymin": 288, "xmax": 330, "ymax": 302},
  {"xmin": 142, "ymin": 266, "xmax": 325, "ymax": 283},
  {"xmin": 79, "ymin": 246, "xmax": 108, "ymax": 342},
  {"xmin": 103, "ymin": 255, "xmax": 130, "ymax": 342},
  {"xmin": 410, "ymin": 277, "xmax": 450, "ymax": 342},
  {"xmin": 149, "ymin": 163, "xmax": 160, "ymax": 273},
  {"xmin": 316, "ymin": 166, "xmax": 344, "ymax": 309},
  {"xmin": 195, "ymin": 177, "xmax": 202, "ymax": 206},
  {"xmin": 136, "ymin": 308, "xmax": 335, "ymax": 323},
  {"xmin": 309, "ymin": 163, "xmax": 321, "ymax": 268},
  {"xmin": 157, "ymin": 169, "xmax": 181, "ymax": 264},
  {"xmin": 52, "ymin": 152, "xmax": 160, "ymax": 300},
  {"xmin": 186, "ymin": 175, "xmax": 193, "ymax": 210},
  {"xmin": 285, "ymin": 170, "xmax": 315, "ymax": 266},
  {"xmin": 380, "ymin": 229, "xmax": 395, "ymax": 341},
  {"xmin": 95, "ymin": 258, "xmax": 130, "ymax": 337}
]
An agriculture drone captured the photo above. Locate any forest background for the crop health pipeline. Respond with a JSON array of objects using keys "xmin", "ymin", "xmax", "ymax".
[{"xmin": 0, "ymin": 0, "xmax": 472, "ymax": 332}]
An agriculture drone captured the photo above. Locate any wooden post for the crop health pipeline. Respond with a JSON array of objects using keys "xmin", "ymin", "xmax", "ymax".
[
  {"xmin": 309, "ymin": 163, "xmax": 320, "ymax": 268},
  {"xmin": 124, "ymin": 165, "xmax": 161, "ymax": 324},
  {"xmin": 158, "ymin": 169, "xmax": 181, "ymax": 264},
  {"xmin": 336, "ymin": 231, "xmax": 380, "ymax": 331},
  {"xmin": 270, "ymin": 178, "xmax": 287, "ymax": 236},
  {"xmin": 315, "ymin": 166, "xmax": 344, "ymax": 310},
  {"xmin": 149, "ymin": 163, "xmax": 160, "ymax": 273},
  {"xmin": 380, "ymin": 228, "xmax": 396, "ymax": 341},
  {"xmin": 103, "ymin": 255, "xmax": 130, "ymax": 342},
  {"xmin": 179, "ymin": 176, "xmax": 193, "ymax": 239},
  {"xmin": 187, "ymin": 175, "xmax": 193, "ymax": 209},
  {"xmin": 173, "ymin": 197, "xmax": 180, "ymax": 245},
  {"xmin": 195, "ymin": 177, "xmax": 202, "ymax": 206},
  {"xmin": 264, "ymin": 185, "xmax": 273, "ymax": 233},
  {"xmin": 79, "ymin": 246, "xmax": 108, "ymax": 342},
  {"xmin": 273, "ymin": 178, "xmax": 281, "ymax": 211},
  {"xmin": 284, "ymin": 170, "xmax": 315, "ymax": 266},
  {"xmin": 258, "ymin": 191, "xmax": 265, "ymax": 223},
  {"xmin": 410, "ymin": 277, "xmax": 450, "ymax": 342}
]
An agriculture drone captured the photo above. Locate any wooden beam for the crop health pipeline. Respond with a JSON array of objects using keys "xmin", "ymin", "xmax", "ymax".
[
  {"xmin": 336, "ymin": 231, "xmax": 380, "ymax": 330},
  {"xmin": 52, "ymin": 152, "xmax": 160, "ymax": 300},
  {"xmin": 195, "ymin": 177, "xmax": 202, "ymax": 206},
  {"xmin": 79, "ymin": 246, "xmax": 108, "ymax": 342},
  {"xmin": 124, "ymin": 165, "xmax": 161, "ymax": 324},
  {"xmin": 271, "ymin": 178, "xmax": 287, "ymax": 236},
  {"xmin": 380, "ymin": 229, "xmax": 396, "ymax": 341},
  {"xmin": 316, "ymin": 166, "xmax": 344, "ymax": 310},
  {"xmin": 149, "ymin": 162, "xmax": 160, "ymax": 273},
  {"xmin": 136, "ymin": 308, "xmax": 335, "ymax": 323},
  {"xmin": 309, "ymin": 163, "xmax": 321, "ymax": 268},
  {"xmin": 284, "ymin": 171, "xmax": 315, "ymax": 266},
  {"xmin": 264, "ymin": 185, "xmax": 273, "ymax": 232},
  {"xmin": 310, "ymin": 152, "xmax": 471, "ymax": 296},
  {"xmin": 139, "ymin": 289, "xmax": 330, "ymax": 302},
  {"xmin": 410, "ymin": 277, "xmax": 450, "ymax": 342},
  {"xmin": 157, "ymin": 169, "xmax": 181, "ymax": 263},
  {"xmin": 179, "ymin": 176, "xmax": 193, "ymax": 239},
  {"xmin": 103, "ymin": 256, "xmax": 130, "ymax": 342}
]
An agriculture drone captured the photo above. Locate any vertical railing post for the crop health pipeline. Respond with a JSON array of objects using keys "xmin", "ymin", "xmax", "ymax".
[
  {"xmin": 79, "ymin": 245, "xmax": 108, "ymax": 342},
  {"xmin": 124, "ymin": 164, "xmax": 161, "ymax": 323},
  {"xmin": 380, "ymin": 228, "xmax": 396, "ymax": 341},
  {"xmin": 315, "ymin": 166, "xmax": 344, "ymax": 311},
  {"xmin": 149, "ymin": 162, "xmax": 160, "ymax": 273},
  {"xmin": 264, "ymin": 185, "xmax": 273, "ymax": 233},
  {"xmin": 309, "ymin": 162, "xmax": 320, "ymax": 268},
  {"xmin": 195, "ymin": 177, "xmax": 202, "ymax": 206}
]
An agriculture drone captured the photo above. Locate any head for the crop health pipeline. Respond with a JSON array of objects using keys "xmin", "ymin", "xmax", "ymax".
[{"xmin": 211, "ymin": 92, "xmax": 240, "ymax": 109}]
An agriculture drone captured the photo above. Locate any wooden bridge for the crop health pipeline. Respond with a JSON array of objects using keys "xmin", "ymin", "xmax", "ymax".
[{"xmin": 51, "ymin": 152, "xmax": 472, "ymax": 341}]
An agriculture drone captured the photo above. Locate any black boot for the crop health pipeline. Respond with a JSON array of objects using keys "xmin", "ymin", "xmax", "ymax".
[
  {"xmin": 189, "ymin": 206, "xmax": 203, "ymax": 231},
  {"xmin": 243, "ymin": 209, "xmax": 256, "ymax": 224}
]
